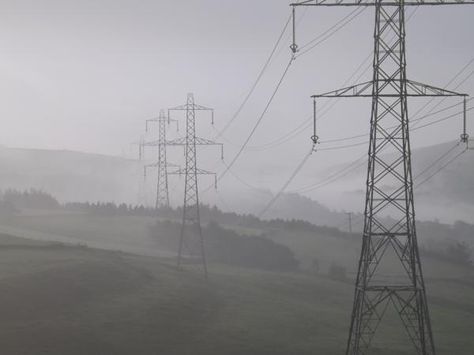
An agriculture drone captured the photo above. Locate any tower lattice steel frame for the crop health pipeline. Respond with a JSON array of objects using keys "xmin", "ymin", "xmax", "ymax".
[
  {"xmin": 142, "ymin": 110, "xmax": 178, "ymax": 209},
  {"xmin": 167, "ymin": 93, "xmax": 223, "ymax": 278},
  {"xmin": 291, "ymin": 0, "xmax": 472, "ymax": 354}
]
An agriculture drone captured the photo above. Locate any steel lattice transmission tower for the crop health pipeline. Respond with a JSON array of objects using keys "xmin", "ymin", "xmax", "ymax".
[
  {"xmin": 291, "ymin": 1, "xmax": 472, "ymax": 354},
  {"xmin": 142, "ymin": 110, "xmax": 179, "ymax": 209},
  {"xmin": 167, "ymin": 93, "xmax": 223, "ymax": 278}
]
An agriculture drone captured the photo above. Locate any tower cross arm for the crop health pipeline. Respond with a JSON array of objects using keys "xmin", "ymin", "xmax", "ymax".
[
  {"xmin": 168, "ymin": 104, "xmax": 215, "ymax": 125},
  {"xmin": 195, "ymin": 168, "xmax": 217, "ymax": 176},
  {"xmin": 165, "ymin": 137, "xmax": 185, "ymax": 146},
  {"xmin": 311, "ymin": 80, "xmax": 468, "ymax": 98},
  {"xmin": 168, "ymin": 104, "xmax": 213, "ymax": 111},
  {"xmin": 168, "ymin": 167, "xmax": 218, "ymax": 188},
  {"xmin": 166, "ymin": 137, "xmax": 224, "ymax": 159},
  {"xmin": 164, "ymin": 136, "xmax": 223, "ymax": 146},
  {"xmin": 144, "ymin": 107, "xmax": 179, "ymax": 132},
  {"xmin": 144, "ymin": 162, "xmax": 180, "ymax": 169},
  {"xmin": 145, "ymin": 116, "xmax": 179, "ymax": 124},
  {"xmin": 145, "ymin": 117, "xmax": 179, "ymax": 132},
  {"xmin": 141, "ymin": 137, "xmax": 221, "ymax": 147},
  {"xmin": 292, "ymin": 0, "xmax": 473, "ymax": 351},
  {"xmin": 291, "ymin": 0, "xmax": 474, "ymax": 7},
  {"xmin": 194, "ymin": 137, "xmax": 224, "ymax": 146}
]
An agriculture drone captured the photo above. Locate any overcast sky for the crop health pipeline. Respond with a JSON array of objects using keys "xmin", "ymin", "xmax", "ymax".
[{"xmin": 0, "ymin": 0, "xmax": 473, "ymax": 197}]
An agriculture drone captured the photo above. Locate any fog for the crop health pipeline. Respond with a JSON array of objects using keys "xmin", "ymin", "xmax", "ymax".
[{"xmin": 0, "ymin": 1, "xmax": 472, "ymax": 354}]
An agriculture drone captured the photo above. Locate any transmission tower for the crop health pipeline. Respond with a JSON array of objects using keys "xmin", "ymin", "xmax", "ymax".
[
  {"xmin": 142, "ymin": 110, "xmax": 178, "ymax": 209},
  {"xmin": 166, "ymin": 93, "xmax": 223, "ymax": 278},
  {"xmin": 291, "ymin": 1, "xmax": 472, "ymax": 354}
]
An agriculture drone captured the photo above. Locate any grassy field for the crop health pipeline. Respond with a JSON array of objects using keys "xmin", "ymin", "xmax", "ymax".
[
  {"xmin": 0, "ymin": 232, "xmax": 471, "ymax": 354},
  {"xmin": 0, "ymin": 212, "xmax": 472, "ymax": 354}
]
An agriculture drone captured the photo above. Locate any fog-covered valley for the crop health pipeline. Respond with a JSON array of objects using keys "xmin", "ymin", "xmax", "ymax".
[
  {"xmin": 0, "ymin": 0, "xmax": 473, "ymax": 354},
  {"xmin": 0, "ymin": 140, "xmax": 472, "ymax": 226}
]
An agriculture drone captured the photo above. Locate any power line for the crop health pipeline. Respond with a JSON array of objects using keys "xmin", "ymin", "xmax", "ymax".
[
  {"xmin": 296, "ymin": 7, "xmax": 368, "ymax": 58},
  {"xmin": 275, "ymin": 4, "xmax": 310, "ymax": 58},
  {"xmin": 213, "ymin": 15, "xmax": 292, "ymax": 139},
  {"xmin": 314, "ymin": 104, "xmax": 473, "ymax": 152},
  {"xmin": 319, "ymin": 98, "xmax": 472, "ymax": 145},
  {"xmin": 258, "ymin": 7, "xmax": 437, "ymax": 151},
  {"xmin": 167, "ymin": 93, "xmax": 223, "ymax": 279},
  {"xmin": 259, "ymin": 100, "xmax": 471, "ymax": 203},
  {"xmin": 231, "ymin": 55, "xmax": 374, "ymax": 152},
  {"xmin": 297, "ymin": 142, "xmax": 469, "ymax": 233},
  {"xmin": 297, "ymin": 159, "xmax": 367, "ymax": 193},
  {"xmin": 292, "ymin": 129, "xmax": 468, "ymax": 195},
  {"xmin": 216, "ymin": 5, "xmax": 376, "ymax": 153},
  {"xmin": 311, "ymin": 60, "xmax": 473, "ymax": 150},
  {"xmin": 239, "ymin": 14, "xmax": 470, "ymax": 234},
  {"xmin": 240, "ymin": 9, "xmax": 374, "ymax": 151},
  {"xmin": 411, "ymin": 58, "xmax": 474, "ymax": 129},
  {"xmin": 415, "ymin": 147, "xmax": 468, "ymax": 188},
  {"xmin": 203, "ymin": 54, "xmax": 296, "ymax": 193},
  {"xmin": 297, "ymin": 7, "xmax": 364, "ymax": 51},
  {"xmin": 413, "ymin": 142, "xmax": 460, "ymax": 180},
  {"xmin": 258, "ymin": 145, "xmax": 314, "ymax": 217},
  {"xmin": 218, "ymin": 72, "xmax": 468, "ymax": 203},
  {"xmin": 412, "ymin": 106, "xmax": 473, "ymax": 132},
  {"xmin": 223, "ymin": 6, "xmax": 421, "ymax": 153},
  {"xmin": 289, "ymin": 1, "xmax": 471, "ymax": 352},
  {"xmin": 318, "ymin": 141, "xmax": 367, "ymax": 151},
  {"xmin": 290, "ymin": 154, "xmax": 367, "ymax": 193},
  {"xmin": 222, "ymin": 161, "xmax": 263, "ymax": 191},
  {"xmin": 208, "ymin": 7, "xmax": 469, "ymax": 218}
]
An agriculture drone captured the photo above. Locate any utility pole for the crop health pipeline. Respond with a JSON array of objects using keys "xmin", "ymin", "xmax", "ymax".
[
  {"xmin": 291, "ymin": 1, "xmax": 472, "ymax": 354},
  {"xmin": 166, "ymin": 93, "xmax": 223, "ymax": 278},
  {"xmin": 142, "ymin": 110, "xmax": 178, "ymax": 209}
]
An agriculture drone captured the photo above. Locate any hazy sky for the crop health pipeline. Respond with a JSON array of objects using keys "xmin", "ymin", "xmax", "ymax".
[{"xmin": 0, "ymin": 0, "xmax": 473, "ymax": 197}]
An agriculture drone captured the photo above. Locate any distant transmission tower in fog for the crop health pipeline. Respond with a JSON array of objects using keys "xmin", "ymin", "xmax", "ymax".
[
  {"xmin": 291, "ymin": 1, "xmax": 472, "ymax": 354},
  {"xmin": 142, "ymin": 110, "xmax": 178, "ymax": 209},
  {"xmin": 167, "ymin": 93, "xmax": 223, "ymax": 278}
]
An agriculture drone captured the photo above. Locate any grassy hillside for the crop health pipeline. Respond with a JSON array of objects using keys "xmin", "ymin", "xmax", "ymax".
[
  {"xmin": 0, "ymin": 233, "xmax": 471, "ymax": 354},
  {"xmin": 0, "ymin": 209, "xmax": 471, "ymax": 276},
  {"xmin": 0, "ymin": 208, "xmax": 472, "ymax": 353}
]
